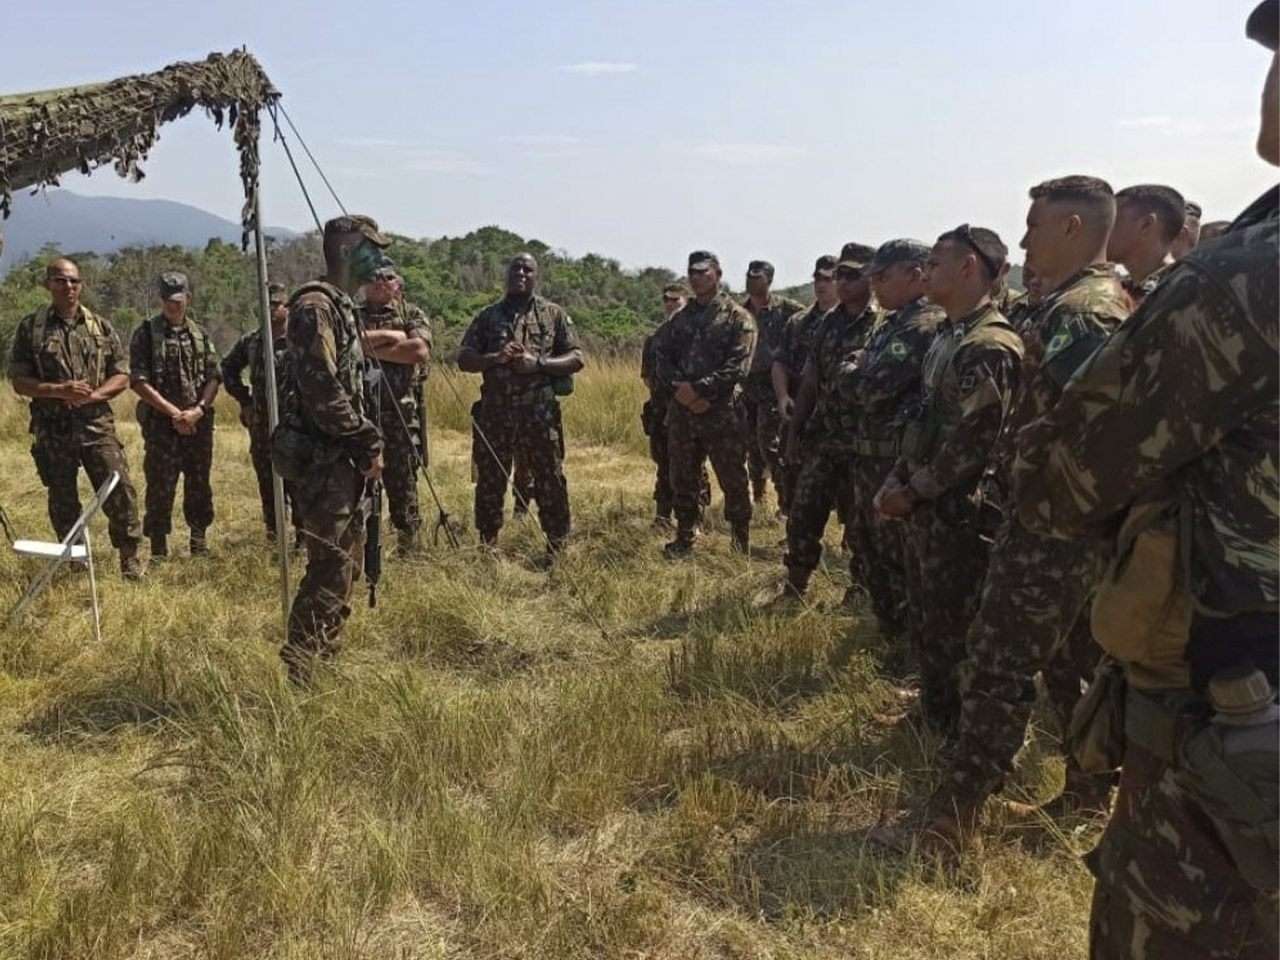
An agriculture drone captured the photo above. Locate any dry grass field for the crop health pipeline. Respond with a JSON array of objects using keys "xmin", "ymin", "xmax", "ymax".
[{"xmin": 0, "ymin": 359, "xmax": 1096, "ymax": 959}]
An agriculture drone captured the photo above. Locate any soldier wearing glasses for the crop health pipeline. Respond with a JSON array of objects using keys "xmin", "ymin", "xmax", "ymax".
[{"xmin": 9, "ymin": 258, "xmax": 144, "ymax": 579}]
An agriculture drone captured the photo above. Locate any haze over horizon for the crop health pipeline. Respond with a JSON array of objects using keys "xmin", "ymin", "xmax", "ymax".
[{"xmin": 5, "ymin": 0, "xmax": 1274, "ymax": 286}]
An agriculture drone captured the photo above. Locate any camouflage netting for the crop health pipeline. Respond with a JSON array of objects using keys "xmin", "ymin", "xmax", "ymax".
[{"xmin": 0, "ymin": 50, "xmax": 279, "ymax": 257}]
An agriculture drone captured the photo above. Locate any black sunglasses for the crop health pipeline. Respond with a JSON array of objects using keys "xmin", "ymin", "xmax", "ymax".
[
  {"xmin": 954, "ymin": 223, "xmax": 1001, "ymax": 280},
  {"xmin": 48, "ymin": 276, "xmax": 83, "ymax": 286}
]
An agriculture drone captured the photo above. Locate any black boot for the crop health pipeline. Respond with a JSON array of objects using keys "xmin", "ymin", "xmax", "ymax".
[
  {"xmin": 189, "ymin": 529, "xmax": 209, "ymax": 557},
  {"xmin": 730, "ymin": 522, "xmax": 750, "ymax": 555},
  {"xmin": 149, "ymin": 535, "xmax": 168, "ymax": 563}
]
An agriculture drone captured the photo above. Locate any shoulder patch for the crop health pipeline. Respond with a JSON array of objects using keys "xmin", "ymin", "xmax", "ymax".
[
  {"xmin": 886, "ymin": 338, "xmax": 910, "ymax": 361},
  {"xmin": 1043, "ymin": 325, "xmax": 1075, "ymax": 362}
]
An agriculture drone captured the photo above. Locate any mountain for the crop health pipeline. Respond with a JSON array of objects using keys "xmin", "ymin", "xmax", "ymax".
[{"xmin": 0, "ymin": 190, "xmax": 297, "ymax": 274}]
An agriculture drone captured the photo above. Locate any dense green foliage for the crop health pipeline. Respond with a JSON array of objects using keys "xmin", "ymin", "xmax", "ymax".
[{"xmin": 0, "ymin": 227, "xmax": 687, "ymax": 360}]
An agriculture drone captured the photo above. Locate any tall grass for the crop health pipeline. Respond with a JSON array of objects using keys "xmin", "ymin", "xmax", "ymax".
[{"xmin": 0, "ymin": 372, "xmax": 1094, "ymax": 959}]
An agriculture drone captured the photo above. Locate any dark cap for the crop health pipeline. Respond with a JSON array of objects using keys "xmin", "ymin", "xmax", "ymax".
[
  {"xmin": 746, "ymin": 259, "xmax": 774, "ymax": 279},
  {"xmin": 1248, "ymin": 0, "xmax": 1278, "ymax": 50},
  {"xmin": 158, "ymin": 272, "xmax": 189, "ymax": 301},
  {"xmin": 323, "ymin": 214, "xmax": 392, "ymax": 248},
  {"xmin": 837, "ymin": 242, "xmax": 877, "ymax": 270},
  {"xmin": 688, "ymin": 250, "xmax": 720, "ymax": 271},
  {"xmin": 863, "ymin": 238, "xmax": 931, "ymax": 276},
  {"xmin": 267, "ymin": 281, "xmax": 288, "ymax": 303},
  {"xmin": 812, "ymin": 255, "xmax": 838, "ymax": 279}
]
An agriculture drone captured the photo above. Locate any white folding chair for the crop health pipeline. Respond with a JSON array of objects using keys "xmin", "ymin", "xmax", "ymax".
[{"xmin": 8, "ymin": 470, "xmax": 121, "ymax": 643}]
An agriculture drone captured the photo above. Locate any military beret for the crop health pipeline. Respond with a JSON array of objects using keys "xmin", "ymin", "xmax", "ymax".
[
  {"xmin": 812, "ymin": 255, "xmax": 838, "ymax": 279},
  {"xmin": 1248, "ymin": 0, "xmax": 1278, "ymax": 50},
  {"xmin": 267, "ymin": 281, "xmax": 288, "ymax": 302},
  {"xmin": 746, "ymin": 259, "xmax": 775, "ymax": 279},
  {"xmin": 837, "ymin": 242, "xmax": 877, "ymax": 270},
  {"xmin": 688, "ymin": 250, "xmax": 720, "ymax": 271},
  {"xmin": 323, "ymin": 214, "xmax": 391, "ymax": 248},
  {"xmin": 158, "ymin": 272, "xmax": 189, "ymax": 301},
  {"xmin": 863, "ymin": 239, "xmax": 931, "ymax": 276}
]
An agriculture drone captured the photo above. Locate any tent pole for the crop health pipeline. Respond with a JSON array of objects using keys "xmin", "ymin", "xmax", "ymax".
[{"xmin": 253, "ymin": 190, "xmax": 291, "ymax": 627}]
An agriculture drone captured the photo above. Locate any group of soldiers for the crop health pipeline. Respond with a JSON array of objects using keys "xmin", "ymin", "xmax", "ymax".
[{"xmin": 5, "ymin": 2, "xmax": 1276, "ymax": 956}]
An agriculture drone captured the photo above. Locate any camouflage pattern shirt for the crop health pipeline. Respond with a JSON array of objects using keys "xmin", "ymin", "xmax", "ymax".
[
  {"xmin": 775, "ymin": 302, "xmax": 827, "ymax": 385},
  {"xmin": 838, "ymin": 296, "xmax": 946, "ymax": 443},
  {"xmin": 641, "ymin": 320, "xmax": 672, "ymax": 404},
  {"xmin": 742, "ymin": 293, "xmax": 804, "ymax": 398},
  {"xmin": 1122, "ymin": 260, "xmax": 1175, "ymax": 309},
  {"xmin": 902, "ymin": 301, "xmax": 1023, "ymax": 494},
  {"xmin": 803, "ymin": 301, "xmax": 883, "ymax": 449},
  {"xmin": 221, "ymin": 328, "xmax": 288, "ymax": 414},
  {"xmin": 287, "ymin": 281, "xmax": 382, "ymax": 469},
  {"xmin": 360, "ymin": 298, "xmax": 433, "ymax": 402},
  {"xmin": 460, "ymin": 295, "xmax": 579, "ymax": 407},
  {"xmin": 1014, "ymin": 188, "xmax": 1279, "ymax": 619},
  {"xmin": 654, "ymin": 292, "xmax": 756, "ymax": 408},
  {"xmin": 129, "ymin": 316, "xmax": 221, "ymax": 410},
  {"xmin": 9, "ymin": 304, "xmax": 129, "ymax": 439}
]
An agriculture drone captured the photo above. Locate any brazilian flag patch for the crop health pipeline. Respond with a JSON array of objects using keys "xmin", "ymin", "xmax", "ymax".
[
  {"xmin": 1043, "ymin": 326, "xmax": 1074, "ymax": 361},
  {"xmin": 886, "ymin": 338, "xmax": 909, "ymax": 361}
]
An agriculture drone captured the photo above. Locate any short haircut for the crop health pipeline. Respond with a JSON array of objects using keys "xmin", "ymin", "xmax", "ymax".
[
  {"xmin": 936, "ymin": 225, "xmax": 1007, "ymax": 282},
  {"xmin": 1116, "ymin": 184, "xmax": 1187, "ymax": 242},
  {"xmin": 662, "ymin": 281, "xmax": 689, "ymax": 296},
  {"xmin": 1029, "ymin": 175, "xmax": 1117, "ymax": 234}
]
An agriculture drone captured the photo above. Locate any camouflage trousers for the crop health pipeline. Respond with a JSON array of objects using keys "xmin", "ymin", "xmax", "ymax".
[
  {"xmin": 742, "ymin": 384, "xmax": 789, "ymax": 508},
  {"xmin": 247, "ymin": 412, "xmax": 300, "ymax": 536},
  {"xmin": 648, "ymin": 413, "xmax": 710, "ymax": 520},
  {"xmin": 141, "ymin": 416, "xmax": 215, "ymax": 538},
  {"xmin": 1088, "ymin": 740, "xmax": 1279, "ymax": 959},
  {"xmin": 31, "ymin": 426, "xmax": 142, "ymax": 551},
  {"xmin": 668, "ymin": 402, "xmax": 751, "ymax": 536},
  {"xmin": 783, "ymin": 441, "xmax": 855, "ymax": 583},
  {"xmin": 473, "ymin": 401, "xmax": 570, "ymax": 547},
  {"xmin": 901, "ymin": 488, "xmax": 993, "ymax": 735},
  {"xmin": 945, "ymin": 514, "xmax": 1102, "ymax": 800},
  {"xmin": 378, "ymin": 410, "xmax": 422, "ymax": 536},
  {"xmin": 739, "ymin": 392, "xmax": 768, "ymax": 498},
  {"xmin": 848, "ymin": 452, "xmax": 908, "ymax": 638},
  {"xmin": 282, "ymin": 459, "xmax": 367, "ymax": 675}
]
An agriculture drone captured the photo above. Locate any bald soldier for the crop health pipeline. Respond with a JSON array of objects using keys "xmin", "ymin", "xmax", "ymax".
[
  {"xmin": 9, "ymin": 258, "xmax": 144, "ymax": 578},
  {"xmin": 1107, "ymin": 183, "xmax": 1186, "ymax": 306}
]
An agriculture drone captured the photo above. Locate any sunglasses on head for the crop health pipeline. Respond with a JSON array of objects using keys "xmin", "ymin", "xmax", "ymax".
[{"xmin": 954, "ymin": 223, "xmax": 1001, "ymax": 280}]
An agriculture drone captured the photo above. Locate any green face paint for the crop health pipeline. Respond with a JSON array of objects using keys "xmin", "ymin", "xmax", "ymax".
[{"xmin": 347, "ymin": 237, "xmax": 388, "ymax": 284}]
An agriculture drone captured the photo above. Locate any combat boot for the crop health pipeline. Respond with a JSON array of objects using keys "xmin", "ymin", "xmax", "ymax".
[
  {"xmin": 730, "ymin": 522, "xmax": 750, "ymax": 555},
  {"xmin": 120, "ymin": 545, "xmax": 144, "ymax": 581},
  {"xmin": 149, "ymin": 535, "xmax": 168, "ymax": 563},
  {"xmin": 663, "ymin": 532, "xmax": 695, "ymax": 559},
  {"xmin": 395, "ymin": 527, "xmax": 421, "ymax": 557},
  {"xmin": 918, "ymin": 792, "xmax": 987, "ymax": 860},
  {"xmin": 1004, "ymin": 768, "xmax": 1114, "ymax": 822},
  {"xmin": 190, "ymin": 529, "xmax": 209, "ymax": 557}
]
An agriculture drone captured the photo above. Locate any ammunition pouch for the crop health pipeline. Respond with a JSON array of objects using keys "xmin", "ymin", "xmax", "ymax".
[
  {"xmin": 1068, "ymin": 656, "xmax": 1128, "ymax": 774},
  {"xmin": 899, "ymin": 417, "xmax": 940, "ymax": 463},
  {"xmin": 551, "ymin": 374, "xmax": 574, "ymax": 398},
  {"xmin": 271, "ymin": 419, "xmax": 341, "ymax": 482}
]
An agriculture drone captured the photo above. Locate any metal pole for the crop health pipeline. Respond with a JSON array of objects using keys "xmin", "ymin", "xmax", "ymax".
[{"xmin": 253, "ymin": 191, "xmax": 291, "ymax": 625}]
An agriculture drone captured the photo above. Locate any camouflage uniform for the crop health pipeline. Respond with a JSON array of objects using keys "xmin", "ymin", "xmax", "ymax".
[
  {"xmin": 654, "ymin": 292, "xmax": 756, "ymax": 544},
  {"xmin": 129, "ymin": 314, "xmax": 221, "ymax": 545},
  {"xmin": 773, "ymin": 300, "xmax": 828, "ymax": 512},
  {"xmin": 1014, "ymin": 187, "xmax": 1279, "ymax": 960},
  {"xmin": 8, "ymin": 305, "xmax": 142, "ymax": 557},
  {"xmin": 461, "ymin": 295, "xmax": 578, "ymax": 548},
  {"xmin": 944, "ymin": 265, "xmax": 1130, "ymax": 804},
  {"xmin": 222, "ymin": 325, "xmax": 294, "ymax": 535},
  {"xmin": 838, "ymin": 295, "xmax": 945, "ymax": 637},
  {"xmin": 741, "ymin": 294, "xmax": 803, "ymax": 505},
  {"xmin": 894, "ymin": 302, "xmax": 1023, "ymax": 733},
  {"xmin": 360, "ymin": 297, "xmax": 432, "ymax": 544},
  {"xmin": 783, "ymin": 301, "xmax": 883, "ymax": 587},
  {"xmin": 1122, "ymin": 260, "xmax": 1174, "ymax": 308},
  {"xmin": 640, "ymin": 321, "xmax": 709, "ymax": 521},
  {"xmin": 279, "ymin": 279, "xmax": 382, "ymax": 676}
]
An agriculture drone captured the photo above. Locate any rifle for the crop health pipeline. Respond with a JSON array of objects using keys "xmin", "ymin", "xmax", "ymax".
[
  {"xmin": 365, "ymin": 477, "xmax": 383, "ymax": 608},
  {"xmin": 414, "ymin": 376, "xmax": 429, "ymax": 469}
]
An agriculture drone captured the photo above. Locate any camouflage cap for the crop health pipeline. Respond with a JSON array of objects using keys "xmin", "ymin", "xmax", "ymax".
[
  {"xmin": 688, "ymin": 250, "xmax": 720, "ymax": 271},
  {"xmin": 267, "ymin": 281, "xmax": 288, "ymax": 302},
  {"xmin": 323, "ymin": 214, "xmax": 391, "ymax": 248},
  {"xmin": 836, "ymin": 242, "xmax": 877, "ymax": 270},
  {"xmin": 746, "ymin": 259, "xmax": 775, "ymax": 279},
  {"xmin": 662, "ymin": 280, "xmax": 691, "ymax": 296},
  {"xmin": 863, "ymin": 238, "xmax": 931, "ymax": 276},
  {"xmin": 158, "ymin": 272, "xmax": 190, "ymax": 301},
  {"xmin": 1248, "ymin": 0, "xmax": 1278, "ymax": 50},
  {"xmin": 812, "ymin": 255, "xmax": 838, "ymax": 279}
]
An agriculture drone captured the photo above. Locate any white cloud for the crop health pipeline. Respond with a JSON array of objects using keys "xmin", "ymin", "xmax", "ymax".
[
  {"xmin": 1111, "ymin": 116, "xmax": 1173, "ymax": 128},
  {"xmin": 558, "ymin": 61, "xmax": 637, "ymax": 76},
  {"xmin": 691, "ymin": 141, "xmax": 804, "ymax": 165},
  {"xmin": 399, "ymin": 149, "xmax": 486, "ymax": 175},
  {"xmin": 336, "ymin": 137, "xmax": 410, "ymax": 148},
  {"xmin": 502, "ymin": 134, "xmax": 588, "ymax": 147}
]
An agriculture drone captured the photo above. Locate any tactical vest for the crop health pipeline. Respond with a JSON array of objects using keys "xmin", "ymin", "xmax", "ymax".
[
  {"xmin": 283, "ymin": 280, "xmax": 366, "ymax": 424},
  {"xmin": 31, "ymin": 305, "xmax": 106, "ymax": 387},
  {"xmin": 145, "ymin": 315, "xmax": 209, "ymax": 397}
]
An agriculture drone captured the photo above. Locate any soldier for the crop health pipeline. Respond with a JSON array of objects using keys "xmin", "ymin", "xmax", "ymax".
[
  {"xmin": 1014, "ymin": 5, "xmax": 1278, "ymax": 954},
  {"xmin": 780, "ymin": 242, "xmax": 881, "ymax": 597},
  {"xmin": 1107, "ymin": 183, "xmax": 1186, "ymax": 306},
  {"xmin": 457, "ymin": 253, "xmax": 584, "ymax": 561},
  {"xmin": 1170, "ymin": 199, "xmax": 1202, "ymax": 259},
  {"xmin": 875, "ymin": 226, "xmax": 1023, "ymax": 735},
  {"xmin": 1005, "ymin": 264, "xmax": 1042, "ymax": 333},
  {"xmin": 276, "ymin": 215, "xmax": 397, "ymax": 683},
  {"xmin": 920, "ymin": 178, "xmax": 1130, "ymax": 853},
  {"xmin": 359, "ymin": 266, "xmax": 432, "ymax": 555},
  {"xmin": 740, "ymin": 260, "xmax": 803, "ymax": 510},
  {"xmin": 1199, "ymin": 219, "xmax": 1231, "ymax": 245},
  {"xmin": 9, "ymin": 258, "xmax": 144, "ymax": 579},
  {"xmin": 641, "ymin": 281, "xmax": 709, "ymax": 528},
  {"xmin": 838, "ymin": 239, "xmax": 945, "ymax": 637},
  {"xmin": 772, "ymin": 254, "xmax": 839, "ymax": 509},
  {"xmin": 129, "ymin": 273, "xmax": 222, "ymax": 559},
  {"xmin": 655, "ymin": 250, "xmax": 756, "ymax": 558},
  {"xmin": 222, "ymin": 281, "xmax": 294, "ymax": 541}
]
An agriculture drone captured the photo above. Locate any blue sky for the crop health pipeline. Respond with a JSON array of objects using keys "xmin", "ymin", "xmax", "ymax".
[{"xmin": 6, "ymin": 0, "xmax": 1274, "ymax": 285}]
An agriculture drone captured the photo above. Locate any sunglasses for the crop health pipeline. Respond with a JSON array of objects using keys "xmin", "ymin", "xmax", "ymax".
[
  {"xmin": 835, "ymin": 267, "xmax": 864, "ymax": 279},
  {"xmin": 661, "ymin": 294, "xmax": 683, "ymax": 303},
  {"xmin": 954, "ymin": 223, "xmax": 1001, "ymax": 280},
  {"xmin": 48, "ymin": 276, "xmax": 83, "ymax": 287}
]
